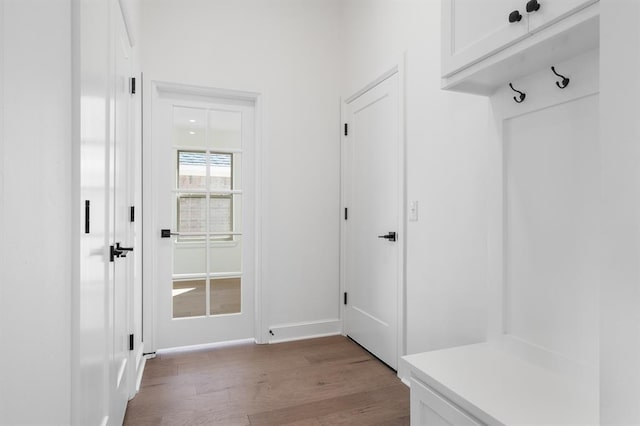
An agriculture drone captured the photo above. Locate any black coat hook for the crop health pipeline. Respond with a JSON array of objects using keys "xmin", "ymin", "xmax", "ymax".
[
  {"xmin": 509, "ymin": 83, "xmax": 526, "ymax": 103},
  {"xmin": 551, "ymin": 66, "xmax": 570, "ymax": 89}
]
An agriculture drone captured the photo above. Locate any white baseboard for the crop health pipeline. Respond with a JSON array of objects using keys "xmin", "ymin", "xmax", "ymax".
[
  {"xmin": 157, "ymin": 338, "xmax": 256, "ymax": 354},
  {"xmin": 135, "ymin": 356, "xmax": 146, "ymax": 393},
  {"xmin": 128, "ymin": 344, "xmax": 147, "ymax": 400},
  {"xmin": 268, "ymin": 319, "xmax": 342, "ymax": 344}
]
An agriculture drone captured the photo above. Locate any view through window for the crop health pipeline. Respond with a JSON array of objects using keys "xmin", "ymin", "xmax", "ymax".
[{"xmin": 171, "ymin": 106, "xmax": 243, "ymax": 318}]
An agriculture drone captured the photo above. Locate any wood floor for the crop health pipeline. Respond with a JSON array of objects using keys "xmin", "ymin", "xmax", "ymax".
[
  {"xmin": 124, "ymin": 336, "xmax": 409, "ymax": 425},
  {"xmin": 173, "ymin": 278, "xmax": 241, "ymax": 318}
]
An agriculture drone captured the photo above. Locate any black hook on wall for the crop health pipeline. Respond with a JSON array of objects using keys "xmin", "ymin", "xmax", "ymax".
[
  {"xmin": 551, "ymin": 66, "xmax": 570, "ymax": 89},
  {"xmin": 509, "ymin": 83, "xmax": 526, "ymax": 103}
]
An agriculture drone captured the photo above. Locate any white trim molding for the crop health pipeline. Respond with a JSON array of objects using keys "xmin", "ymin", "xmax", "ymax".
[
  {"xmin": 143, "ymin": 80, "xmax": 265, "ymax": 350},
  {"xmin": 267, "ymin": 319, "xmax": 342, "ymax": 344},
  {"xmin": 344, "ymin": 66, "xmax": 400, "ymax": 104}
]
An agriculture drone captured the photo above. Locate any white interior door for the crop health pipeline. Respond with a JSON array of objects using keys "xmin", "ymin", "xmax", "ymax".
[
  {"xmin": 108, "ymin": 4, "xmax": 133, "ymax": 424},
  {"xmin": 77, "ymin": 1, "xmax": 110, "ymax": 424},
  {"xmin": 344, "ymin": 73, "xmax": 402, "ymax": 370},
  {"xmin": 152, "ymin": 87, "xmax": 255, "ymax": 349}
]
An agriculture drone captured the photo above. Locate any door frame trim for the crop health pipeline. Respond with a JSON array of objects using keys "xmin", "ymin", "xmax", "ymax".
[
  {"xmin": 340, "ymin": 53, "xmax": 407, "ymax": 368},
  {"xmin": 142, "ymin": 81, "xmax": 266, "ymax": 352}
]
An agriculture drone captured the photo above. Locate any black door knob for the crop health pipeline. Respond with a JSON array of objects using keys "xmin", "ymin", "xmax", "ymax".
[
  {"xmin": 508, "ymin": 10, "xmax": 522, "ymax": 23},
  {"xmin": 526, "ymin": 0, "xmax": 541, "ymax": 13}
]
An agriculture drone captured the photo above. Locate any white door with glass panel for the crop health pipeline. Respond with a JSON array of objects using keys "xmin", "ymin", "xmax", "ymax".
[{"xmin": 153, "ymin": 90, "xmax": 255, "ymax": 349}]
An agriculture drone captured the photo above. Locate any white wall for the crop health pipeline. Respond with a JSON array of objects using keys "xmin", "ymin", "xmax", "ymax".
[
  {"xmin": 600, "ymin": 0, "xmax": 640, "ymax": 422},
  {"xmin": 141, "ymin": 0, "xmax": 487, "ymax": 351},
  {"xmin": 0, "ymin": 7, "xmax": 4, "ymax": 373},
  {"xmin": 342, "ymin": 0, "xmax": 489, "ymax": 354},
  {"xmin": 0, "ymin": 0, "xmax": 73, "ymax": 424},
  {"xmin": 119, "ymin": 0, "xmax": 141, "ymax": 48},
  {"xmin": 140, "ymin": 0, "xmax": 344, "ymax": 340}
]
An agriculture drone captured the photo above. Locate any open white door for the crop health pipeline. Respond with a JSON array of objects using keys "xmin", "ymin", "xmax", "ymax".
[{"xmin": 344, "ymin": 72, "xmax": 403, "ymax": 370}]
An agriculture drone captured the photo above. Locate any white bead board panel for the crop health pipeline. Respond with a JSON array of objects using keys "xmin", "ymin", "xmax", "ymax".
[
  {"xmin": 503, "ymin": 92, "xmax": 599, "ymax": 368},
  {"xmin": 488, "ymin": 48, "xmax": 600, "ymax": 374}
]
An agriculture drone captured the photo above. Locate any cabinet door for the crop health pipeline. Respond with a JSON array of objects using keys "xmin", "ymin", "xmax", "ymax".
[
  {"xmin": 410, "ymin": 378, "xmax": 483, "ymax": 426},
  {"xmin": 527, "ymin": 0, "xmax": 598, "ymax": 33},
  {"xmin": 442, "ymin": 0, "xmax": 529, "ymax": 77}
]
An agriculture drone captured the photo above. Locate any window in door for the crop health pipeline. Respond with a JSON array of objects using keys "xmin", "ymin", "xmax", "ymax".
[
  {"xmin": 172, "ymin": 106, "xmax": 243, "ymax": 318},
  {"xmin": 176, "ymin": 151, "xmax": 234, "ymax": 241}
]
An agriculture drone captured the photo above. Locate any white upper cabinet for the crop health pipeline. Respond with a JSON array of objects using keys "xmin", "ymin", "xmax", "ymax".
[
  {"xmin": 442, "ymin": 0, "xmax": 528, "ymax": 78},
  {"xmin": 441, "ymin": 0, "xmax": 600, "ymax": 94},
  {"xmin": 527, "ymin": 0, "xmax": 598, "ymax": 32}
]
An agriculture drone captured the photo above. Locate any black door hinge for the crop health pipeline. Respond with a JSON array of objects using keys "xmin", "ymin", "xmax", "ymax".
[
  {"xmin": 344, "ymin": 123, "xmax": 348, "ymax": 136},
  {"xmin": 129, "ymin": 334, "xmax": 134, "ymax": 351},
  {"xmin": 344, "ymin": 208, "xmax": 348, "ymax": 220},
  {"xmin": 130, "ymin": 77, "xmax": 136, "ymax": 95},
  {"xmin": 344, "ymin": 292, "xmax": 348, "ymax": 305},
  {"xmin": 85, "ymin": 200, "xmax": 90, "ymax": 234},
  {"xmin": 130, "ymin": 206, "xmax": 135, "ymax": 223}
]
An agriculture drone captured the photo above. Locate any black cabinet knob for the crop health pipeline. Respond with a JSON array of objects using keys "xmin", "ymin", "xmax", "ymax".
[
  {"xmin": 508, "ymin": 10, "xmax": 523, "ymax": 23},
  {"xmin": 526, "ymin": 0, "xmax": 541, "ymax": 13}
]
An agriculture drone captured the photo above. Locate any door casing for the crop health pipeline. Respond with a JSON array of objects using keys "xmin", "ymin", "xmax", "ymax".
[{"xmin": 142, "ymin": 82, "xmax": 266, "ymax": 352}]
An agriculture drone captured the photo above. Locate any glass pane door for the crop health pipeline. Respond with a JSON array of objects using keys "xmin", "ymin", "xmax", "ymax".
[
  {"xmin": 153, "ymin": 86, "xmax": 255, "ymax": 350},
  {"xmin": 171, "ymin": 106, "xmax": 243, "ymax": 320}
]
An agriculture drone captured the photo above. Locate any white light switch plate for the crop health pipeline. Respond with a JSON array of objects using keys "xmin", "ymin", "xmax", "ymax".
[{"xmin": 409, "ymin": 201, "xmax": 418, "ymax": 221}]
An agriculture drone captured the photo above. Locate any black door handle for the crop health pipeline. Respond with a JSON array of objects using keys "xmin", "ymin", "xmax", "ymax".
[
  {"xmin": 110, "ymin": 242, "xmax": 133, "ymax": 261},
  {"xmin": 377, "ymin": 232, "xmax": 396, "ymax": 242},
  {"xmin": 161, "ymin": 229, "xmax": 180, "ymax": 238},
  {"xmin": 116, "ymin": 242, "xmax": 134, "ymax": 252},
  {"xmin": 116, "ymin": 242, "xmax": 133, "ymax": 258}
]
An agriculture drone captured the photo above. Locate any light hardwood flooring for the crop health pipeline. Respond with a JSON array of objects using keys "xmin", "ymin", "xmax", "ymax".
[
  {"xmin": 173, "ymin": 278, "xmax": 241, "ymax": 318},
  {"xmin": 124, "ymin": 336, "xmax": 410, "ymax": 425}
]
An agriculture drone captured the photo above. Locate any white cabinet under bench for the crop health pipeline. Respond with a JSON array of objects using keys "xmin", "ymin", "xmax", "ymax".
[{"xmin": 402, "ymin": 343, "xmax": 598, "ymax": 425}]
